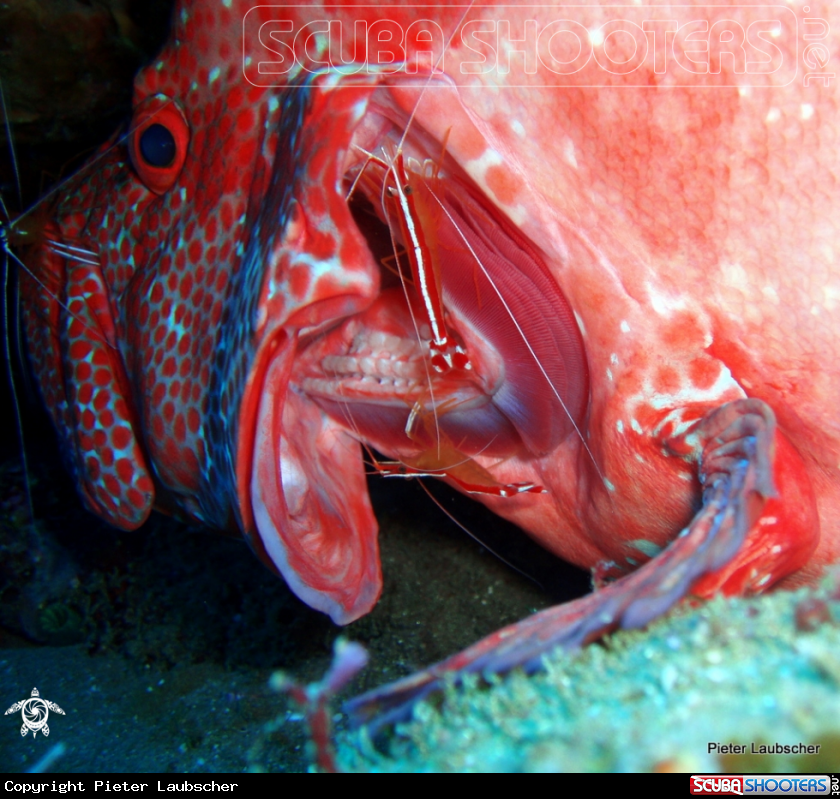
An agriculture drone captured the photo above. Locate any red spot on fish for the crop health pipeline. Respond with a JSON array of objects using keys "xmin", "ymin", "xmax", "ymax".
[
  {"xmin": 289, "ymin": 266, "xmax": 311, "ymax": 300},
  {"xmin": 127, "ymin": 488, "xmax": 146, "ymax": 509},
  {"xmin": 112, "ymin": 426, "xmax": 131, "ymax": 451},
  {"xmin": 655, "ymin": 365, "xmax": 680, "ymax": 394},
  {"xmin": 86, "ymin": 457, "xmax": 100, "ymax": 480},
  {"xmin": 688, "ymin": 358, "xmax": 720, "ymax": 390},
  {"xmin": 236, "ymin": 108, "xmax": 255, "ymax": 135},
  {"xmin": 484, "ymin": 163, "xmax": 518, "ymax": 206},
  {"xmin": 179, "ymin": 273, "xmax": 194, "ymax": 301},
  {"xmin": 116, "ymin": 458, "xmax": 134, "ymax": 484},
  {"xmin": 188, "ymin": 240, "xmax": 203, "ymax": 264},
  {"xmin": 69, "ymin": 340, "xmax": 91, "ymax": 360},
  {"xmin": 93, "ymin": 389, "xmax": 110, "ymax": 411}
]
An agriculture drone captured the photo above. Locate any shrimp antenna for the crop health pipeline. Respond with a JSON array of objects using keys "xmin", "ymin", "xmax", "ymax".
[
  {"xmin": 0, "ymin": 79, "xmax": 23, "ymax": 212},
  {"xmin": 417, "ymin": 480, "xmax": 545, "ymax": 590},
  {"xmin": 10, "ymin": 97, "xmax": 177, "ymax": 232},
  {"xmin": 394, "ymin": 2, "xmax": 474, "ymax": 157},
  {"xmin": 0, "ymin": 80, "xmax": 36, "ymax": 532}
]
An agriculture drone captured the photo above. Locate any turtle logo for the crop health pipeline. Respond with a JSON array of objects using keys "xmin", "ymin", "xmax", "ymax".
[{"xmin": 5, "ymin": 688, "xmax": 65, "ymax": 738}]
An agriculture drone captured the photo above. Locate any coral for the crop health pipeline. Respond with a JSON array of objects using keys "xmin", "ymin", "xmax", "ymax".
[{"xmin": 338, "ymin": 578, "xmax": 840, "ymax": 772}]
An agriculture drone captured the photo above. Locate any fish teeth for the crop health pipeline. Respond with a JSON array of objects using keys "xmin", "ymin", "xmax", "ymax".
[
  {"xmin": 359, "ymin": 357, "xmax": 377, "ymax": 375},
  {"xmin": 368, "ymin": 331, "xmax": 387, "ymax": 351},
  {"xmin": 322, "ymin": 355, "xmax": 358, "ymax": 375}
]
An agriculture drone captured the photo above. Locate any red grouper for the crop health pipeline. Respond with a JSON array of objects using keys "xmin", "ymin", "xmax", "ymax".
[{"xmin": 16, "ymin": 1, "xmax": 840, "ymax": 725}]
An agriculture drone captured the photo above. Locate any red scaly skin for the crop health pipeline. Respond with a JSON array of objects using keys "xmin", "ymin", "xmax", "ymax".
[{"xmin": 18, "ymin": 1, "xmax": 839, "ymax": 682}]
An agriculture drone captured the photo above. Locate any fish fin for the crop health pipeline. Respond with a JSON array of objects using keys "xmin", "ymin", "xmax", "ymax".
[
  {"xmin": 250, "ymin": 358, "xmax": 381, "ymax": 625},
  {"xmin": 344, "ymin": 398, "xmax": 819, "ymax": 731},
  {"xmin": 673, "ymin": 400, "xmax": 819, "ymax": 597},
  {"xmin": 23, "ymin": 236, "xmax": 154, "ymax": 529}
]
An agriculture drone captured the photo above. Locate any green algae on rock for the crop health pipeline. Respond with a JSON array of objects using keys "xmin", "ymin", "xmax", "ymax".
[{"xmin": 339, "ymin": 577, "xmax": 840, "ymax": 773}]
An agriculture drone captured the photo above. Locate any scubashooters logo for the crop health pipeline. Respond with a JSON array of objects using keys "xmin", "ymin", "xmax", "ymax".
[
  {"xmin": 4, "ymin": 688, "xmax": 65, "ymax": 738},
  {"xmin": 243, "ymin": 4, "xmax": 803, "ymax": 88}
]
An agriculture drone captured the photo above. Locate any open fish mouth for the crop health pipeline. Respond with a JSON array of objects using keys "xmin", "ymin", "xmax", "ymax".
[
  {"xmin": 247, "ymin": 76, "xmax": 590, "ymax": 625},
  {"xmin": 292, "ymin": 80, "xmax": 590, "ymax": 465}
]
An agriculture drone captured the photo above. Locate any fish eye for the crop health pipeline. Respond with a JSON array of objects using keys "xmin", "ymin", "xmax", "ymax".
[
  {"xmin": 139, "ymin": 123, "xmax": 176, "ymax": 168},
  {"xmin": 128, "ymin": 95, "xmax": 190, "ymax": 195}
]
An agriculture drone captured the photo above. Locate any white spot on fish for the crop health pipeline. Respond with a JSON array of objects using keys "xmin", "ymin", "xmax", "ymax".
[
  {"xmin": 574, "ymin": 311, "xmax": 587, "ymax": 337},
  {"xmin": 511, "ymin": 120, "xmax": 526, "ymax": 137},
  {"xmin": 800, "ymin": 103, "xmax": 814, "ymax": 120},
  {"xmin": 616, "ymin": 419, "xmax": 624, "ymax": 434},
  {"xmin": 770, "ymin": 545, "xmax": 782, "ymax": 554},
  {"xmin": 762, "ymin": 284, "xmax": 780, "ymax": 304},
  {"xmin": 466, "ymin": 148, "xmax": 503, "ymax": 192},
  {"xmin": 647, "ymin": 282, "xmax": 688, "ymax": 315},
  {"xmin": 765, "ymin": 107, "xmax": 781, "ymax": 124},
  {"xmin": 620, "ymin": 320, "xmax": 630, "ymax": 333},
  {"xmin": 604, "ymin": 478, "xmax": 616, "ymax": 492},
  {"xmin": 610, "ymin": 353, "xmax": 618, "ymax": 365},
  {"xmin": 756, "ymin": 573, "xmax": 772, "ymax": 587},
  {"xmin": 759, "ymin": 516, "xmax": 778, "ymax": 526},
  {"xmin": 606, "ymin": 367, "xmax": 613, "ymax": 381},
  {"xmin": 562, "ymin": 138, "xmax": 577, "ymax": 169},
  {"xmin": 720, "ymin": 260, "xmax": 750, "ymax": 290},
  {"xmin": 222, "ymin": 0, "xmax": 232, "ymax": 7},
  {"xmin": 822, "ymin": 283, "xmax": 840, "ymax": 311},
  {"xmin": 209, "ymin": 67, "xmax": 221, "ymax": 84},
  {"xmin": 634, "ymin": 453, "xmax": 645, "ymax": 463},
  {"xmin": 351, "ymin": 99, "xmax": 367, "ymax": 123},
  {"xmin": 630, "ymin": 418, "xmax": 643, "ymax": 435}
]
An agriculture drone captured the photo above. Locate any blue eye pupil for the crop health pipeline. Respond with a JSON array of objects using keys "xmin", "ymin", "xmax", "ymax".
[{"xmin": 139, "ymin": 124, "xmax": 176, "ymax": 168}]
